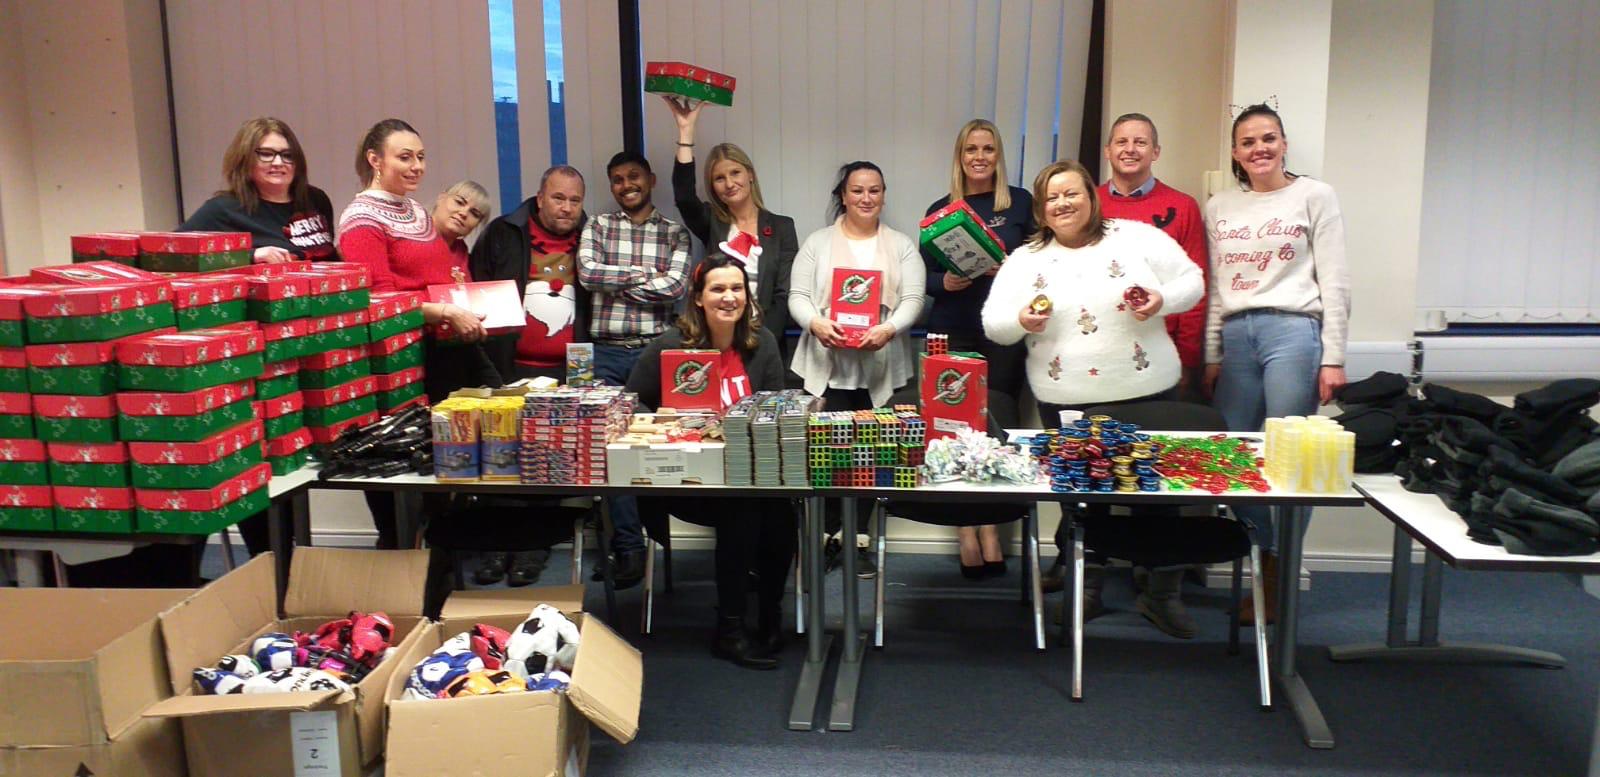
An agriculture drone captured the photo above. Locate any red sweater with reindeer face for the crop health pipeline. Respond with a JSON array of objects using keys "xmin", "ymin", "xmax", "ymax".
[{"xmin": 515, "ymin": 216, "xmax": 580, "ymax": 367}]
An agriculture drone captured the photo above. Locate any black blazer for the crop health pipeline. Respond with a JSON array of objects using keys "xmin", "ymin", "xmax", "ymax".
[
  {"xmin": 624, "ymin": 326, "xmax": 786, "ymax": 411},
  {"xmin": 671, "ymin": 160, "xmax": 798, "ymax": 354},
  {"xmin": 468, "ymin": 197, "xmax": 592, "ymax": 380}
]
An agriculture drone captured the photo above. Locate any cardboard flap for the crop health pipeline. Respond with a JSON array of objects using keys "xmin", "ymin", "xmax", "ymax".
[
  {"xmin": 566, "ymin": 615, "xmax": 641, "ymax": 744},
  {"xmin": 284, "ymin": 547, "xmax": 430, "ymax": 618},
  {"xmin": 157, "ymin": 553, "xmax": 277, "ymax": 696},
  {"xmin": 439, "ymin": 584, "xmax": 585, "ymax": 622},
  {"xmin": 142, "ymin": 688, "xmax": 344, "ymax": 718}
]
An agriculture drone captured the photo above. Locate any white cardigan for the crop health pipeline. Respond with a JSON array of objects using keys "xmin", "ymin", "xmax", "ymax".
[{"xmin": 982, "ymin": 219, "xmax": 1203, "ymax": 406}]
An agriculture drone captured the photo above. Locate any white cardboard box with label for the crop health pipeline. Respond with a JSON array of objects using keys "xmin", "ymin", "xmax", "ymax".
[{"xmin": 605, "ymin": 441, "xmax": 726, "ymax": 485}]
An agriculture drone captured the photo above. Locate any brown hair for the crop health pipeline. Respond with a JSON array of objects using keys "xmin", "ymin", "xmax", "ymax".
[
  {"xmin": 702, "ymin": 143, "xmax": 767, "ymax": 224},
  {"xmin": 1230, "ymin": 104, "xmax": 1293, "ymax": 187},
  {"xmin": 676, "ymin": 254, "xmax": 762, "ymax": 352},
  {"xmin": 216, "ymin": 117, "xmax": 312, "ymax": 214},
  {"xmin": 1028, "ymin": 160, "xmax": 1106, "ymax": 249},
  {"xmin": 947, "ymin": 119, "xmax": 1012, "ymax": 211},
  {"xmin": 355, "ymin": 118, "xmax": 419, "ymax": 188}
]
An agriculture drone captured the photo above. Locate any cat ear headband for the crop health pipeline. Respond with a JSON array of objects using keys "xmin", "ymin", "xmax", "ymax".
[{"xmin": 1228, "ymin": 94, "xmax": 1281, "ymax": 118}]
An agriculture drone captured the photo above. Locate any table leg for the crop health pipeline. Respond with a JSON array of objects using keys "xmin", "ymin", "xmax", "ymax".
[
  {"xmin": 1028, "ymin": 505, "xmax": 1045, "ymax": 652},
  {"xmin": 269, "ymin": 497, "xmax": 292, "ymax": 616},
  {"xmin": 14, "ymin": 550, "xmax": 47, "ymax": 586},
  {"xmin": 789, "ymin": 497, "xmax": 832, "ymax": 731},
  {"xmin": 292, "ymin": 489, "xmax": 311, "ymax": 549},
  {"xmin": 1329, "ymin": 528, "xmax": 1565, "ymax": 669},
  {"xmin": 829, "ymin": 498, "xmax": 866, "ymax": 731},
  {"xmin": 1251, "ymin": 542, "xmax": 1272, "ymax": 709},
  {"xmin": 1275, "ymin": 505, "xmax": 1334, "ymax": 749},
  {"xmin": 1070, "ymin": 520, "xmax": 1085, "ymax": 702},
  {"xmin": 394, "ymin": 491, "xmax": 423, "ymax": 549}
]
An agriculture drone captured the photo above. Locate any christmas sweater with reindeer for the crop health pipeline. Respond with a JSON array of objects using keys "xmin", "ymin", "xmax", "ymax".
[
  {"xmin": 982, "ymin": 219, "xmax": 1203, "ymax": 406},
  {"xmin": 1202, "ymin": 176, "xmax": 1349, "ymax": 366}
]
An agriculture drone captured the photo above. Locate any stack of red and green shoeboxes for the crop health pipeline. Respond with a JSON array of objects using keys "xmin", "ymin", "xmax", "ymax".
[
  {"xmin": 171, "ymin": 273, "xmax": 250, "ymax": 331},
  {"xmin": 368, "ymin": 292, "xmax": 427, "ymax": 413},
  {"xmin": 137, "ymin": 231, "xmax": 253, "ymax": 273},
  {"xmin": 304, "ymin": 375, "xmax": 379, "ymax": 452},
  {"xmin": 0, "ymin": 439, "xmax": 52, "ymax": 531},
  {"xmin": 292, "ymin": 265, "xmax": 375, "ymax": 451},
  {"xmin": 70, "ymin": 232, "xmax": 142, "ymax": 266},
  {"xmin": 114, "ymin": 327, "xmax": 267, "ymax": 533}
]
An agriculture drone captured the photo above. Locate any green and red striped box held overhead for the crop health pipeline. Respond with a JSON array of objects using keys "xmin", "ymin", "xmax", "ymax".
[
  {"xmin": 644, "ymin": 61, "xmax": 736, "ymax": 106},
  {"xmin": 70, "ymin": 232, "xmax": 142, "ymax": 265}
]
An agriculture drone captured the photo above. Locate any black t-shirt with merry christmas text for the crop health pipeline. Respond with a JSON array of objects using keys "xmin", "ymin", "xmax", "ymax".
[{"xmin": 179, "ymin": 186, "xmax": 339, "ymax": 261}]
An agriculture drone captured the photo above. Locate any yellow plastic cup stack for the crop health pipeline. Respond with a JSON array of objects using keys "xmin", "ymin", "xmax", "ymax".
[{"xmin": 1264, "ymin": 415, "xmax": 1354, "ymax": 493}]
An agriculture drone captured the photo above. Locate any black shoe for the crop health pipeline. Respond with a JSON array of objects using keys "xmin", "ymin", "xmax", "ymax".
[
  {"xmin": 505, "ymin": 551, "xmax": 547, "ymax": 588},
  {"xmin": 823, "ymin": 535, "xmax": 843, "ymax": 574},
  {"xmin": 611, "ymin": 549, "xmax": 647, "ymax": 590},
  {"xmin": 983, "ymin": 559, "xmax": 1007, "ymax": 578},
  {"xmin": 960, "ymin": 562, "xmax": 986, "ymax": 580},
  {"xmin": 712, "ymin": 616, "xmax": 778, "ymax": 670},
  {"xmin": 473, "ymin": 554, "xmax": 509, "ymax": 586},
  {"xmin": 855, "ymin": 546, "xmax": 876, "ymax": 580},
  {"xmin": 1041, "ymin": 561, "xmax": 1066, "ymax": 594}
]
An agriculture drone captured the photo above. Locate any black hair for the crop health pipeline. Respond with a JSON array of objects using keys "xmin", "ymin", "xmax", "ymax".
[
  {"xmin": 606, "ymin": 150, "xmax": 652, "ymax": 177},
  {"xmin": 828, "ymin": 161, "xmax": 885, "ymax": 222},
  {"xmin": 356, "ymin": 118, "xmax": 419, "ymax": 187},
  {"xmin": 1229, "ymin": 104, "xmax": 1292, "ymax": 187}
]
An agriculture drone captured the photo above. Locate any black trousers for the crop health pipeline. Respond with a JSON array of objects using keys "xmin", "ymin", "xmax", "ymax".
[{"xmin": 638, "ymin": 496, "xmax": 797, "ymax": 622}]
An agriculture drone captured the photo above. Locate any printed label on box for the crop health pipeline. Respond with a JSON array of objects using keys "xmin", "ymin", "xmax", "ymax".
[{"xmin": 290, "ymin": 709, "xmax": 342, "ymax": 777}]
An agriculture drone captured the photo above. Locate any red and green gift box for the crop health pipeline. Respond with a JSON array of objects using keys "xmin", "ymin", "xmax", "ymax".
[
  {"xmin": 135, "ymin": 462, "xmax": 270, "ymax": 534},
  {"xmin": 257, "ymin": 358, "xmax": 300, "ymax": 400},
  {"xmin": 34, "ymin": 395, "xmax": 118, "ymax": 443},
  {"xmin": 0, "ymin": 439, "xmax": 49, "ymax": 485},
  {"xmin": 257, "ymin": 391, "xmax": 304, "ymax": 439},
  {"xmin": 265, "ymin": 427, "xmax": 312, "ymax": 475},
  {"xmin": 0, "ymin": 286, "xmax": 60, "ymax": 347},
  {"xmin": 368, "ymin": 329, "xmax": 424, "ymax": 373},
  {"xmin": 302, "ymin": 376, "xmax": 377, "ymax": 428},
  {"xmin": 308, "ymin": 410, "xmax": 378, "ymax": 446},
  {"xmin": 130, "ymin": 419, "xmax": 263, "ymax": 489},
  {"xmin": 0, "ymin": 484, "xmax": 53, "ymax": 530},
  {"xmin": 375, "ymin": 366, "xmax": 426, "ymax": 413},
  {"xmin": 53, "ymin": 486, "xmax": 134, "ymax": 533},
  {"xmin": 23, "ymin": 282, "xmax": 175, "ymax": 344},
  {"xmin": 71, "ymin": 232, "xmax": 142, "ymax": 266},
  {"xmin": 25, "ymin": 338, "xmax": 133, "ymax": 396},
  {"xmin": 367, "ymin": 292, "xmax": 425, "ymax": 341},
  {"xmin": 299, "ymin": 345, "xmax": 370, "ymax": 389},
  {"xmin": 0, "ymin": 348, "xmax": 27, "ymax": 393},
  {"xmin": 254, "ymin": 318, "xmax": 311, "ymax": 363},
  {"xmin": 919, "ymin": 200, "xmax": 1008, "ymax": 280},
  {"xmin": 30, "ymin": 260, "xmax": 164, "ymax": 285},
  {"xmin": 171, "ymin": 274, "xmax": 250, "ymax": 331},
  {"xmin": 0, "ymin": 392, "xmax": 34, "ymax": 437},
  {"xmin": 116, "ymin": 328, "xmax": 264, "ymax": 392},
  {"xmin": 300, "ymin": 310, "xmax": 369, "ymax": 356},
  {"xmin": 644, "ymin": 61, "xmax": 736, "ymax": 107},
  {"xmin": 137, "ymin": 231, "xmax": 252, "ymax": 273},
  {"xmin": 289, "ymin": 265, "xmax": 371, "ymax": 317},
  {"xmin": 47, "ymin": 442, "xmax": 130, "ymax": 487},
  {"xmin": 116, "ymin": 379, "xmax": 256, "ymax": 442},
  {"xmin": 241, "ymin": 272, "xmax": 311, "ymax": 322}
]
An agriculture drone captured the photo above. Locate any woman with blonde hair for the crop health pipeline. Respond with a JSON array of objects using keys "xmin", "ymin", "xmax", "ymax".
[
  {"xmin": 662, "ymin": 98, "xmax": 799, "ymax": 359},
  {"xmin": 921, "ymin": 118, "xmax": 1036, "ymax": 579},
  {"xmin": 180, "ymin": 116, "xmax": 337, "ymax": 263}
]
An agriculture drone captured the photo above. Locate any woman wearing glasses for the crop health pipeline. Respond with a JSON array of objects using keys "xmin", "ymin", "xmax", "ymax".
[{"xmin": 180, "ymin": 117, "xmax": 338, "ymax": 263}]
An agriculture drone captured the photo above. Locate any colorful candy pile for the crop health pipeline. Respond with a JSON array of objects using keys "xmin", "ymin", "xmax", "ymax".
[
  {"xmin": 1025, "ymin": 414, "xmax": 1272, "ymax": 495},
  {"xmin": 1150, "ymin": 434, "xmax": 1270, "ymax": 494}
]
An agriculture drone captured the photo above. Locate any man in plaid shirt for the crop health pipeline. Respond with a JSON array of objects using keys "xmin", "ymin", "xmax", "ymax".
[{"xmin": 576, "ymin": 150, "xmax": 691, "ymax": 586}]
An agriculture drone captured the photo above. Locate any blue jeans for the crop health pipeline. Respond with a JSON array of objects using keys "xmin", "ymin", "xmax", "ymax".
[
  {"xmin": 1212, "ymin": 310, "xmax": 1322, "ymax": 551},
  {"xmin": 595, "ymin": 343, "xmax": 647, "ymax": 553}
]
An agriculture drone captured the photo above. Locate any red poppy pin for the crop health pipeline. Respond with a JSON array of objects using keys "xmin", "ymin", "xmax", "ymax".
[{"xmin": 762, "ymin": 226, "xmax": 773, "ymax": 237}]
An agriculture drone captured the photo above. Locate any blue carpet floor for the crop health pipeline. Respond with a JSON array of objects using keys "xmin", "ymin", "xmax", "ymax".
[{"xmin": 208, "ymin": 545, "xmax": 1600, "ymax": 776}]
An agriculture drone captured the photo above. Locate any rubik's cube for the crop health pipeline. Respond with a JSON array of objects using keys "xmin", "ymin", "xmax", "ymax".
[
  {"xmin": 875, "ymin": 467, "xmax": 895, "ymax": 487},
  {"xmin": 806, "ymin": 407, "xmax": 928, "ymax": 489},
  {"xmin": 899, "ymin": 443, "xmax": 925, "ymax": 466},
  {"xmin": 875, "ymin": 443, "xmax": 897, "ymax": 465},
  {"xmin": 894, "ymin": 467, "xmax": 919, "ymax": 488}
]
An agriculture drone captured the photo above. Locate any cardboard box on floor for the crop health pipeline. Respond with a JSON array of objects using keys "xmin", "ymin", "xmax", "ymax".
[
  {"xmin": 0, "ymin": 587, "xmax": 189, "ymax": 777},
  {"xmin": 143, "ymin": 547, "xmax": 431, "ymax": 777},
  {"xmin": 383, "ymin": 585, "xmax": 642, "ymax": 777}
]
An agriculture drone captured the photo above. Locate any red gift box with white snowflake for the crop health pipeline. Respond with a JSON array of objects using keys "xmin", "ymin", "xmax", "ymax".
[
  {"xmin": 135, "ymin": 462, "xmax": 270, "ymax": 512},
  {"xmin": 919, "ymin": 353, "xmax": 989, "ymax": 441}
]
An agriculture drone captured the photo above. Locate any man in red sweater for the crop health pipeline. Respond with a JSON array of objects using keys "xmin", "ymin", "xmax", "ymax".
[{"xmin": 1098, "ymin": 113, "xmax": 1209, "ymax": 399}]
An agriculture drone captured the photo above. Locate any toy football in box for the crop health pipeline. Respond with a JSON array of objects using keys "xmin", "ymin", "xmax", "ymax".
[
  {"xmin": 23, "ymin": 281, "xmax": 175, "ymax": 344},
  {"xmin": 644, "ymin": 60, "xmax": 736, "ymax": 107},
  {"xmin": 0, "ymin": 483, "xmax": 54, "ymax": 530},
  {"xmin": 658, "ymin": 349, "xmax": 721, "ymax": 412},
  {"xmin": 919, "ymin": 353, "xmax": 988, "ymax": 441},
  {"xmin": 0, "ymin": 438, "xmax": 49, "ymax": 485},
  {"xmin": 829, "ymin": 268, "xmax": 882, "ymax": 348},
  {"xmin": 170, "ymin": 274, "xmax": 250, "ymax": 331},
  {"xmin": 53, "ymin": 485, "xmax": 134, "ymax": 533},
  {"xmin": 368, "ymin": 291, "xmax": 425, "ymax": 341},
  {"xmin": 130, "ymin": 419, "xmax": 264, "ymax": 489},
  {"xmin": 70, "ymin": 231, "xmax": 142, "ymax": 265},
  {"xmin": 919, "ymin": 200, "xmax": 1008, "ymax": 279},
  {"xmin": 425, "ymin": 280, "xmax": 524, "ymax": 337},
  {"xmin": 137, "ymin": 231, "xmax": 252, "ymax": 273},
  {"xmin": 115, "ymin": 327, "xmax": 265, "ymax": 392},
  {"xmin": 47, "ymin": 441, "xmax": 129, "ymax": 488}
]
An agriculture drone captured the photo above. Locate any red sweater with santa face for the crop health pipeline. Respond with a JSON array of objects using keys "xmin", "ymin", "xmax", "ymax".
[
  {"xmin": 515, "ymin": 216, "xmax": 580, "ymax": 367},
  {"xmin": 1097, "ymin": 179, "xmax": 1209, "ymax": 369}
]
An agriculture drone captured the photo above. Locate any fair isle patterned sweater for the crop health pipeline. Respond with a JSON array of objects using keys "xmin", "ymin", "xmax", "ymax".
[
  {"xmin": 336, "ymin": 190, "xmax": 459, "ymax": 293},
  {"xmin": 982, "ymin": 219, "xmax": 1204, "ymax": 406}
]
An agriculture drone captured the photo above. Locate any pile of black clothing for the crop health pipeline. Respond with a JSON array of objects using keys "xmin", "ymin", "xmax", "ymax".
[{"xmin": 1334, "ymin": 374, "xmax": 1600, "ymax": 556}]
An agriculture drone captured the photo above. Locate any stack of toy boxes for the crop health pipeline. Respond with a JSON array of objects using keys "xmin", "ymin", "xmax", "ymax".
[
  {"xmin": 367, "ymin": 292, "xmax": 427, "ymax": 413},
  {"xmin": 136, "ymin": 231, "xmax": 252, "ymax": 272},
  {"xmin": 806, "ymin": 405, "xmax": 925, "ymax": 489},
  {"xmin": 13, "ymin": 272, "xmax": 178, "ymax": 533},
  {"xmin": 114, "ymin": 327, "xmax": 267, "ymax": 534},
  {"xmin": 519, "ymin": 387, "xmax": 631, "ymax": 485}
]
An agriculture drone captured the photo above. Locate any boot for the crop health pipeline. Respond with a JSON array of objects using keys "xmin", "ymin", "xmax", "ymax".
[
  {"xmin": 711, "ymin": 616, "xmax": 778, "ymax": 670},
  {"xmin": 752, "ymin": 601, "xmax": 784, "ymax": 657},
  {"xmin": 1052, "ymin": 563, "xmax": 1106, "ymax": 624},
  {"xmin": 1135, "ymin": 568, "xmax": 1198, "ymax": 639},
  {"xmin": 1240, "ymin": 552, "xmax": 1279, "ymax": 626}
]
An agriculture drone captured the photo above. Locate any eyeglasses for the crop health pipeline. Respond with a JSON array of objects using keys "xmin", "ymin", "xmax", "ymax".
[{"xmin": 254, "ymin": 148, "xmax": 296, "ymax": 164}]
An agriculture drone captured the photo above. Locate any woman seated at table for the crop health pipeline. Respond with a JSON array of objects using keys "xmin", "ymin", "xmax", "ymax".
[
  {"xmin": 981, "ymin": 159, "xmax": 1205, "ymax": 637},
  {"xmin": 625, "ymin": 254, "xmax": 795, "ymax": 669}
]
